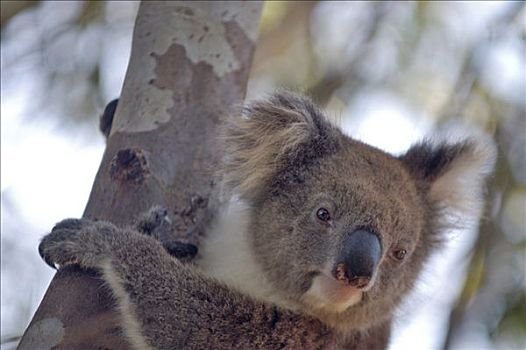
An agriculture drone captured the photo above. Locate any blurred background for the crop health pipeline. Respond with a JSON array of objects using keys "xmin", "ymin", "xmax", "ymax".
[{"xmin": 1, "ymin": 1, "xmax": 524, "ymax": 349}]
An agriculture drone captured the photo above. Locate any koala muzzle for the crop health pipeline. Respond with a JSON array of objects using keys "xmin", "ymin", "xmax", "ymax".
[{"xmin": 333, "ymin": 230, "xmax": 381, "ymax": 289}]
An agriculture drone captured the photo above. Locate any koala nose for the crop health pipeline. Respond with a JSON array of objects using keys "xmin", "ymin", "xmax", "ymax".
[{"xmin": 333, "ymin": 229, "xmax": 381, "ymax": 289}]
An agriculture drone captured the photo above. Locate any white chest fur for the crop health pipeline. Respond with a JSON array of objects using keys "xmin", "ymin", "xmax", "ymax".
[{"xmin": 197, "ymin": 200, "xmax": 277, "ymax": 303}]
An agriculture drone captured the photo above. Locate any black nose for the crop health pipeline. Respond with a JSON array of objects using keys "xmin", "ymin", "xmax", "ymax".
[{"xmin": 333, "ymin": 229, "xmax": 381, "ymax": 289}]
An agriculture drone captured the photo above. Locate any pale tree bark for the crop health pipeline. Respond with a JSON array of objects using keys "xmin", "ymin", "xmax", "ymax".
[
  {"xmin": 18, "ymin": 2, "xmax": 262, "ymax": 349},
  {"xmin": 0, "ymin": 1, "xmax": 38, "ymax": 26}
]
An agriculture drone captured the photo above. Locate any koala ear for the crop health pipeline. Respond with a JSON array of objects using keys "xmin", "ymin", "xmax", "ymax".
[
  {"xmin": 401, "ymin": 136, "xmax": 497, "ymax": 227},
  {"xmin": 222, "ymin": 91, "xmax": 341, "ymax": 200}
]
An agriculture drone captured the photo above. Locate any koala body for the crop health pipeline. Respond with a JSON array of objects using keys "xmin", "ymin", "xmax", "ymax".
[
  {"xmin": 40, "ymin": 92, "xmax": 496, "ymax": 349},
  {"xmin": 199, "ymin": 92, "xmax": 495, "ymax": 332}
]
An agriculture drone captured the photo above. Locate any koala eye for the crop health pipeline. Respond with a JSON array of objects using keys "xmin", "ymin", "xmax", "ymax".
[
  {"xmin": 316, "ymin": 208, "xmax": 331, "ymax": 222},
  {"xmin": 393, "ymin": 249, "xmax": 407, "ymax": 261}
]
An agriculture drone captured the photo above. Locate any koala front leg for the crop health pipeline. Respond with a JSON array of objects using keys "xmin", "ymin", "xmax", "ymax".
[
  {"xmin": 40, "ymin": 218, "xmax": 183, "ymax": 349},
  {"xmin": 40, "ymin": 219, "xmax": 337, "ymax": 350}
]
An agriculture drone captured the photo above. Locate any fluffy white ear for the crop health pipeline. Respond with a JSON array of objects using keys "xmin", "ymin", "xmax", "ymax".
[
  {"xmin": 401, "ymin": 134, "xmax": 497, "ymax": 226},
  {"xmin": 221, "ymin": 91, "xmax": 342, "ymax": 200}
]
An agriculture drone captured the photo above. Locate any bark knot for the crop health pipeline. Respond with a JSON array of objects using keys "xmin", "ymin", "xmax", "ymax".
[{"xmin": 110, "ymin": 148, "xmax": 150, "ymax": 184}]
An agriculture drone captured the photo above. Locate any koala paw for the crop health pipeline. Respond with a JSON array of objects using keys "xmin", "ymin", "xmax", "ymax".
[
  {"xmin": 135, "ymin": 205, "xmax": 198, "ymax": 261},
  {"xmin": 39, "ymin": 218, "xmax": 119, "ymax": 270},
  {"xmin": 136, "ymin": 205, "xmax": 170, "ymax": 237}
]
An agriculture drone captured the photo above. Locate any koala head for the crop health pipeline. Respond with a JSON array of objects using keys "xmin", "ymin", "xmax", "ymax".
[{"xmin": 222, "ymin": 91, "xmax": 496, "ymax": 331}]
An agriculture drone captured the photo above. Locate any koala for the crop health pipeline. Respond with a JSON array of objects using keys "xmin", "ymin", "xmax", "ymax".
[{"xmin": 39, "ymin": 92, "xmax": 496, "ymax": 349}]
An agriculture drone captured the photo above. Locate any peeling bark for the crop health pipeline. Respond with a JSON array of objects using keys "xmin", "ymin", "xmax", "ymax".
[{"xmin": 19, "ymin": 2, "xmax": 262, "ymax": 349}]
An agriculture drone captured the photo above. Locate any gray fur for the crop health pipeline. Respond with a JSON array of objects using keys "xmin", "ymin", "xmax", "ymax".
[{"xmin": 39, "ymin": 92, "xmax": 496, "ymax": 349}]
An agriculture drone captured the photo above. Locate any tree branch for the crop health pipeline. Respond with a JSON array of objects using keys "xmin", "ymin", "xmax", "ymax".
[{"xmin": 18, "ymin": 2, "xmax": 262, "ymax": 349}]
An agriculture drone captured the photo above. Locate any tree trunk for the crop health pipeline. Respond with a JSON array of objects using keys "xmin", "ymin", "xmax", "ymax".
[{"xmin": 18, "ymin": 2, "xmax": 262, "ymax": 349}]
